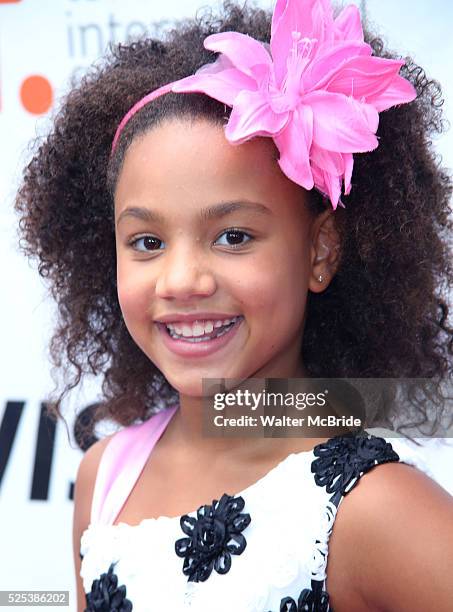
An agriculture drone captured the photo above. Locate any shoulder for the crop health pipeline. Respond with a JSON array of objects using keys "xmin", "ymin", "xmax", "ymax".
[
  {"xmin": 73, "ymin": 433, "xmax": 116, "ymax": 536},
  {"xmin": 327, "ymin": 459, "xmax": 453, "ymax": 611},
  {"xmin": 72, "ymin": 433, "xmax": 117, "ymax": 611}
]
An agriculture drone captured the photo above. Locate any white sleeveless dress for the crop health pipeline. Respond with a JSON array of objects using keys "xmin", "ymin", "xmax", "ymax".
[{"xmin": 79, "ymin": 404, "xmax": 436, "ymax": 612}]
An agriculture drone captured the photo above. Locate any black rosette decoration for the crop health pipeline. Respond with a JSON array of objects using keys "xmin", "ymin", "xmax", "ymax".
[
  {"xmin": 311, "ymin": 431, "xmax": 400, "ymax": 506},
  {"xmin": 85, "ymin": 562, "xmax": 132, "ymax": 611},
  {"xmin": 278, "ymin": 587, "xmax": 330, "ymax": 611},
  {"xmin": 175, "ymin": 492, "xmax": 251, "ymax": 582},
  {"xmin": 265, "ymin": 584, "xmax": 330, "ymax": 612}
]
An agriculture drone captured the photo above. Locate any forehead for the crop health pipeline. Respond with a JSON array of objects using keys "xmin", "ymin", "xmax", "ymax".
[{"xmin": 114, "ymin": 117, "xmax": 301, "ymax": 213}]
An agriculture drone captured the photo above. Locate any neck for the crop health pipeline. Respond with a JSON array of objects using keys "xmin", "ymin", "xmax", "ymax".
[{"xmin": 161, "ymin": 360, "xmax": 311, "ymax": 460}]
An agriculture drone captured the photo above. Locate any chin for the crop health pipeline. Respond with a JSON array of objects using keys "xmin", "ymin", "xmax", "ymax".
[
  {"xmin": 170, "ymin": 373, "xmax": 241, "ymax": 400},
  {"xmin": 160, "ymin": 374, "xmax": 204, "ymax": 398}
]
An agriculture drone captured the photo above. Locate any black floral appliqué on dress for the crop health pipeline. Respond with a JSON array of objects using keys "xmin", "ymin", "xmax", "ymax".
[
  {"xmin": 85, "ymin": 562, "xmax": 133, "ymax": 612},
  {"xmin": 311, "ymin": 430, "xmax": 400, "ymax": 506},
  {"xmin": 175, "ymin": 492, "xmax": 251, "ymax": 582},
  {"xmin": 278, "ymin": 586, "xmax": 330, "ymax": 611},
  {"xmin": 273, "ymin": 431, "xmax": 400, "ymax": 612}
]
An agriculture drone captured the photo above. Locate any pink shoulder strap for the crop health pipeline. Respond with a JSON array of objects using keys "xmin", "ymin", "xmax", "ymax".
[{"xmin": 90, "ymin": 404, "xmax": 178, "ymax": 526}]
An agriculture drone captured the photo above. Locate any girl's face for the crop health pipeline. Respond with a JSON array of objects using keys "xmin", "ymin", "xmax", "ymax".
[{"xmin": 114, "ymin": 118, "xmax": 333, "ymax": 397}]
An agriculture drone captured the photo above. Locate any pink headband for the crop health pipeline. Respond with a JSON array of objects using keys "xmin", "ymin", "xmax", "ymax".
[{"xmin": 111, "ymin": 0, "xmax": 416, "ymax": 210}]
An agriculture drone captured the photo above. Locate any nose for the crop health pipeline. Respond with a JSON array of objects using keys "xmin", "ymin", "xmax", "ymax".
[{"xmin": 154, "ymin": 242, "xmax": 217, "ymax": 300}]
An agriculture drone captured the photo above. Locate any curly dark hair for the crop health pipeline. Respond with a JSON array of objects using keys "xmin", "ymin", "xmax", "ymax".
[{"xmin": 14, "ymin": 1, "xmax": 453, "ymax": 443}]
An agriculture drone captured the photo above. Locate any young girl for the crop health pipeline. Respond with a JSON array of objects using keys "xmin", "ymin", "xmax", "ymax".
[{"xmin": 14, "ymin": 0, "xmax": 453, "ymax": 610}]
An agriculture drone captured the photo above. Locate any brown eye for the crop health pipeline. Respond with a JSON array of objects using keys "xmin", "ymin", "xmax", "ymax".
[
  {"xmin": 215, "ymin": 228, "xmax": 253, "ymax": 248},
  {"xmin": 130, "ymin": 236, "xmax": 163, "ymax": 251}
]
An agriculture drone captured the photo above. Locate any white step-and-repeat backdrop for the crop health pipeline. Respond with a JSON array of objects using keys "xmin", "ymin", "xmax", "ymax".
[{"xmin": 1, "ymin": 1, "xmax": 452, "ymax": 609}]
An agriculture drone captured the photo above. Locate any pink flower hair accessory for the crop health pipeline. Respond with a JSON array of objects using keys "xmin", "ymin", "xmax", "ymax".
[{"xmin": 111, "ymin": 0, "xmax": 417, "ymax": 210}]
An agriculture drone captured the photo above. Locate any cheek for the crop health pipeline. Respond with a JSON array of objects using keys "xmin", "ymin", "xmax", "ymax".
[
  {"xmin": 239, "ymin": 250, "xmax": 308, "ymax": 330},
  {"xmin": 254, "ymin": 240, "xmax": 308, "ymax": 299},
  {"xmin": 117, "ymin": 265, "xmax": 152, "ymax": 331}
]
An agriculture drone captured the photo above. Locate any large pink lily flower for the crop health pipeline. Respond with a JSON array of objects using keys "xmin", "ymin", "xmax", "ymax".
[{"xmin": 171, "ymin": 0, "xmax": 416, "ymax": 208}]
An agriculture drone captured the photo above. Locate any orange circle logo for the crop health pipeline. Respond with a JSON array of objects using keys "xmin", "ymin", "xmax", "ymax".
[{"xmin": 20, "ymin": 75, "xmax": 53, "ymax": 115}]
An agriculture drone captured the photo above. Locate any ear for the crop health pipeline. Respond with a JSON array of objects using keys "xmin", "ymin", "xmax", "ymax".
[{"xmin": 308, "ymin": 209, "xmax": 342, "ymax": 293}]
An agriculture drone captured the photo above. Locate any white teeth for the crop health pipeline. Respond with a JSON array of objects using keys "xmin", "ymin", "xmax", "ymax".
[
  {"xmin": 168, "ymin": 324, "xmax": 234, "ymax": 342},
  {"xmin": 166, "ymin": 316, "xmax": 239, "ymax": 338},
  {"xmin": 181, "ymin": 324, "xmax": 193, "ymax": 337},
  {"xmin": 205, "ymin": 321, "xmax": 214, "ymax": 333},
  {"xmin": 192, "ymin": 322, "xmax": 205, "ymax": 336},
  {"xmin": 165, "ymin": 316, "xmax": 241, "ymax": 341}
]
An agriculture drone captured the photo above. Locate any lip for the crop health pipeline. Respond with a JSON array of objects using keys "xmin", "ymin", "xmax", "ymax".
[
  {"xmin": 155, "ymin": 312, "xmax": 241, "ymax": 324},
  {"xmin": 156, "ymin": 316, "xmax": 244, "ymax": 358}
]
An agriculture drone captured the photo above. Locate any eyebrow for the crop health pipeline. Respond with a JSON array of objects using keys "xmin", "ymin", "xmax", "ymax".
[{"xmin": 116, "ymin": 201, "xmax": 272, "ymax": 227}]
